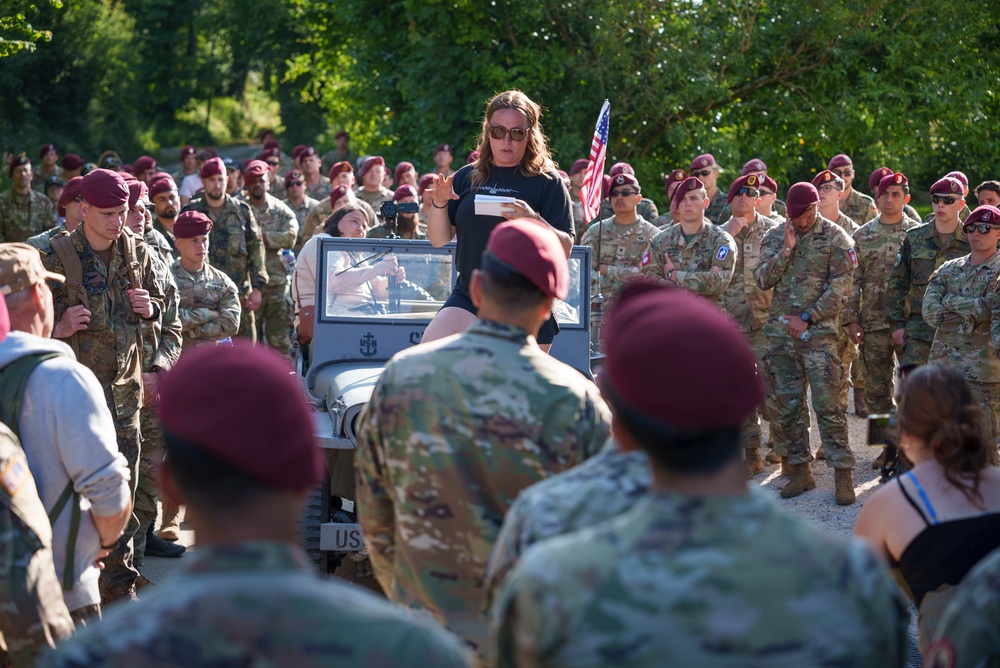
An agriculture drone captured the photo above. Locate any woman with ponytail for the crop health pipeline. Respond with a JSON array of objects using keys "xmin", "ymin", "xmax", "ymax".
[{"xmin": 854, "ymin": 362, "xmax": 1000, "ymax": 649}]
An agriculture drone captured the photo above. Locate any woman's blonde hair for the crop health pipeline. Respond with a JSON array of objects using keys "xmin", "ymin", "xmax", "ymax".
[{"xmin": 471, "ymin": 90, "xmax": 557, "ymax": 188}]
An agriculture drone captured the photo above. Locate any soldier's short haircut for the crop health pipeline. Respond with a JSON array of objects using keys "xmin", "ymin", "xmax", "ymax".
[
  {"xmin": 479, "ymin": 252, "xmax": 548, "ymax": 312},
  {"xmin": 975, "ymin": 180, "xmax": 1000, "ymax": 198},
  {"xmin": 164, "ymin": 431, "xmax": 275, "ymax": 509},
  {"xmin": 605, "ymin": 387, "xmax": 742, "ymax": 475}
]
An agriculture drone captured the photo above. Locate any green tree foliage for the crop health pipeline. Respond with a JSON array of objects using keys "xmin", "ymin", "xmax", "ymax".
[{"xmin": 0, "ymin": 1, "xmax": 62, "ymax": 58}]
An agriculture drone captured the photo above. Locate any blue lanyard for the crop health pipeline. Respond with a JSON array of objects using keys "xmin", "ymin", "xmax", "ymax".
[{"xmin": 906, "ymin": 472, "xmax": 940, "ymax": 525}]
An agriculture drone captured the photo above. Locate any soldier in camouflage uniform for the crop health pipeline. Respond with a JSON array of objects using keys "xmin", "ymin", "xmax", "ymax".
[
  {"xmin": 281, "ymin": 169, "xmax": 318, "ymax": 251},
  {"xmin": 886, "ymin": 176, "xmax": 971, "ymax": 366},
  {"xmin": 718, "ymin": 174, "xmax": 781, "ymax": 476},
  {"xmin": 300, "ymin": 184, "xmax": 378, "ymax": 249},
  {"xmin": 813, "ymin": 169, "xmax": 865, "ymax": 422},
  {"xmin": 649, "ymin": 168, "xmax": 687, "ymax": 228},
  {"xmin": 490, "ymin": 283, "xmax": 907, "ymax": 668},
  {"xmin": 148, "ymin": 175, "xmax": 179, "ymax": 253},
  {"xmin": 170, "ymin": 211, "xmax": 241, "ymax": 350},
  {"xmin": 581, "ymin": 173, "xmax": 659, "ymax": 299},
  {"xmin": 754, "ymin": 183, "xmax": 858, "ymax": 505},
  {"xmin": 927, "ymin": 546, "xmax": 1000, "ymax": 668},
  {"xmin": 0, "ymin": 155, "xmax": 56, "ymax": 244},
  {"xmin": 639, "ymin": 176, "xmax": 736, "ymax": 302},
  {"xmin": 122, "ymin": 178, "xmax": 185, "ymax": 562},
  {"xmin": 844, "ymin": 173, "xmax": 916, "ymax": 417},
  {"xmin": 356, "ymin": 221, "xmax": 611, "ymax": 656},
  {"xmin": 924, "ymin": 205, "xmax": 1000, "ymax": 459},
  {"xmin": 355, "ymin": 156, "xmax": 393, "ymax": 209},
  {"xmin": 40, "ymin": 169, "xmax": 167, "ymax": 602},
  {"xmin": 243, "ymin": 160, "xmax": 297, "ymax": 359},
  {"xmin": 40, "ymin": 342, "xmax": 471, "ymax": 668},
  {"xmin": 827, "ymin": 154, "xmax": 877, "ymax": 228},
  {"xmin": 366, "ymin": 185, "xmax": 428, "ymax": 239},
  {"xmin": 741, "ymin": 158, "xmax": 787, "ymax": 218},
  {"xmin": 596, "ymin": 163, "xmax": 658, "ymax": 222},
  {"xmin": 31, "ymin": 144, "xmax": 63, "ymax": 193},
  {"xmin": 922, "ymin": 171, "xmax": 974, "ymax": 224},
  {"xmin": 183, "ymin": 157, "xmax": 267, "ymax": 343},
  {"xmin": 485, "ymin": 440, "xmax": 649, "ymax": 604},
  {"xmin": 868, "ymin": 166, "xmax": 922, "ymax": 224},
  {"xmin": 26, "ymin": 176, "xmax": 85, "ymax": 251},
  {"xmin": 688, "ymin": 153, "xmax": 729, "ymax": 224}
]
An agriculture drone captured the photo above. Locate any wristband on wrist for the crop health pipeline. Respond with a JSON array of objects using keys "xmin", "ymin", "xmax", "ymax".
[
  {"xmin": 431, "ymin": 200, "xmax": 449, "ymax": 209},
  {"xmin": 100, "ymin": 542, "xmax": 118, "ymax": 550}
]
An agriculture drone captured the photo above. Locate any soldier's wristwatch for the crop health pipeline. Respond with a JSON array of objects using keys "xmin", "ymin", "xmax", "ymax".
[{"xmin": 800, "ymin": 312, "xmax": 812, "ymax": 324}]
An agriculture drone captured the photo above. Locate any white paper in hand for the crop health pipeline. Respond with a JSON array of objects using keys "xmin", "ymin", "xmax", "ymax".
[{"xmin": 475, "ymin": 194, "xmax": 516, "ymax": 218}]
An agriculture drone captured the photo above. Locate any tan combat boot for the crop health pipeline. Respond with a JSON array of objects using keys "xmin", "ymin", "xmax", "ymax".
[
  {"xmin": 854, "ymin": 388, "xmax": 869, "ymax": 417},
  {"xmin": 780, "ymin": 456, "xmax": 792, "ymax": 476},
  {"xmin": 765, "ymin": 448, "xmax": 781, "ymax": 464},
  {"xmin": 835, "ymin": 468, "xmax": 856, "ymax": 505},
  {"xmin": 745, "ymin": 449, "xmax": 764, "ymax": 479},
  {"xmin": 780, "ymin": 463, "xmax": 816, "ymax": 498},
  {"xmin": 156, "ymin": 501, "xmax": 182, "ymax": 542},
  {"xmin": 815, "ymin": 444, "xmax": 825, "ymax": 460}
]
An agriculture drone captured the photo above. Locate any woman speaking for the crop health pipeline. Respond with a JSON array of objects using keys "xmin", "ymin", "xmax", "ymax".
[{"xmin": 423, "ymin": 90, "xmax": 573, "ymax": 350}]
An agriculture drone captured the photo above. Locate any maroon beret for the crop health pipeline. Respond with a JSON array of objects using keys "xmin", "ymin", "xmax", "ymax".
[
  {"xmin": 811, "ymin": 170, "xmax": 844, "ymax": 190},
  {"xmin": 868, "ymin": 167, "xmax": 893, "ymax": 193},
  {"xmin": 7, "ymin": 154, "xmax": 29, "ymax": 178},
  {"xmin": 263, "ymin": 140, "xmax": 280, "ymax": 151},
  {"xmin": 486, "ymin": 219, "xmax": 568, "ymax": 300},
  {"xmin": 689, "ymin": 153, "xmax": 716, "ymax": 172},
  {"xmin": 467, "ymin": 151, "xmax": 480, "ymax": 164},
  {"xmin": 39, "ymin": 144, "xmax": 56, "ymax": 159},
  {"xmin": 173, "ymin": 210, "xmax": 214, "ymax": 238},
  {"xmin": 335, "ymin": 130, "xmax": 349, "ymax": 140},
  {"xmin": 930, "ymin": 176, "xmax": 964, "ymax": 195},
  {"xmin": 964, "ymin": 205, "xmax": 1000, "ymax": 227},
  {"xmin": 300, "ymin": 147, "xmax": 317, "ymax": 160},
  {"xmin": 603, "ymin": 282, "xmax": 763, "ymax": 431},
  {"xmin": 200, "ymin": 157, "xmax": 225, "ymax": 179},
  {"xmin": 826, "ymin": 154, "xmax": 852, "ymax": 170},
  {"xmin": 257, "ymin": 148, "xmax": 279, "ymax": 161},
  {"xmin": 570, "ymin": 159, "xmax": 589, "ymax": 177},
  {"xmin": 727, "ymin": 173, "xmax": 763, "ymax": 203},
  {"xmin": 394, "ymin": 161, "xmax": 414, "ymax": 184},
  {"xmin": 329, "ymin": 184, "xmax": 350, "ymax": 205},
  {"xmin": 664, "ymin": 169, "xmax": 687, "ymax": 196},
  {"xmin": 180, "ymin": 145, "xmax": 197, "ymax": 159},
  {"xmin": 80, "ymin": 169, "xmax": 129, "ymax": 209},
  {"xmin": 127, "ymin": 179, "xmax": 149, "ymax": 209},
  {"xmin": 877, "ymin": 172, "xmax": 908, "ymax": 200},
  {"xmin": 601, "ymin": 174, "xmax": 612, "ymax": 200},
  {"xmin": 609, "ymin": 173, "xmax": 639, "ymax": 190},
  {"xmin": 556, "ymin": 169, "xmax": 569, "ymax": 182},
  {"xmin": 742, "ymin": 158, "xmax": 767, "ymax": 176},
  {"xmin": 609, "ymin": 162, "xmax": 634, "ymax": 177},
  {"xmin": 328, "ymin": 161, "xmax": 353, "ymax": 181},
  {"xmin": 61, "ymin": 153, "xmax": 83, "ymax": 171},
  {"xmin": 393, "ymin": 184, "xmax": 417, "ymax": 201},
  {"xmin": 434, "ymin": 144, "xmax": 451, "ymax": 155},
  {"xmin": 671, "ymin": 176, "xmax": 706, "ymax": 210},
  {"xmin": 786, "ymin": 182, "xmax": 820, "ymax": 218},
  {"xmin": 0, "ymin": 291, "xmax": 8, "ymax": 343},
  {"xmin": 149, "ymin": 174, "xmax": 178, "ymax": 198},
  {"xmin": 122, "ymin": 164, "xmax": 134, "ymax": 175},
  {"xmin": 284, "ymin": 169, "xmax": 304, "ymax": 188},
  {"xmin": 243, "ymin": 159, "xmax": 269, "ymax": 184},
  {"xmin": 158, "ymin": 342, "xmax": 323, "ymax": 491},
  {"xmin": 134, "ymin": 155, "xmax": 156, "ymax": 173},
  {"xmin": 417, "ymin": 173, "xmax": 436, "ymax": 197},
  {"xmin": 358, "ymin": 155, "xmax": 385, "ymax": 179},
  {"xmin": 945, "ymin": 171, "xmax": 969, "ymax": 189},
  {"xmin": 200, "ymin": 147, "xmax": 218, "ymax": 159},
  {"xmin": 291, "ymin": 145, "xmax": 307, "ymax": 160},
  {"xmin": 57, "ymin": 176, "xmax": 84, "ymax": 216},
  {"xmin": 257, "ymin": 129, "xmax": 274, "ymax": 143},
  {"xmin": 760, "ymin": 175, "xmax": 778, "ymax": 194}
]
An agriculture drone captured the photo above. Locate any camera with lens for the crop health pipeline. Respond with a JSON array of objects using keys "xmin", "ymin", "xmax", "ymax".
[{"xmin": 378, "ymin": 200, "xmax": 419, "ymax": 220}]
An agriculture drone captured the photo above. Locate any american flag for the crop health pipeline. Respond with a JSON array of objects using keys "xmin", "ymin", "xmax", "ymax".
[{"xmin": 579, "ymin": 100, "xmax": 610, "ymax": 224}]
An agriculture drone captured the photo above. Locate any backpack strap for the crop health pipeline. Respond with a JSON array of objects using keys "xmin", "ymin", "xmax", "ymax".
[
  {"xmin": 49, "ymin": 231, "xmax": 88, "ymax": 360},
  {"xmin": 0, "ymin": 351, "xmax": 80, "ymax": 591},
  {"xmin": 120, "ymin": 229, "xmax": 147, "ymax": 372}
]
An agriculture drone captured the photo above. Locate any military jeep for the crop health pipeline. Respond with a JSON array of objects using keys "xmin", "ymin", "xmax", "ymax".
[{"xmin": 299, "ymin": 237, "xmax": 592, "ymax": 582}]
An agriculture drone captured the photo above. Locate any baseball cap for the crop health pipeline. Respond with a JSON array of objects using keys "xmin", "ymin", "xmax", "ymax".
[{"xmin": 0, "ymin": 243, "xmax": 65, "ymax": 297}]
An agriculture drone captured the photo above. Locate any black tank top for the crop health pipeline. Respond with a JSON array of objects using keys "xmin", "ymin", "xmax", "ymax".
[{"xmin": 892, "ymin": 473, "xmax": 1000, "ymax": 606}]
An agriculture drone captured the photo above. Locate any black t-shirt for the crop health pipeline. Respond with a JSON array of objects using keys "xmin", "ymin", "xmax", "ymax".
[{"xmin": 448, "ymin": 164, "xmax": 573, "ymax": 294}]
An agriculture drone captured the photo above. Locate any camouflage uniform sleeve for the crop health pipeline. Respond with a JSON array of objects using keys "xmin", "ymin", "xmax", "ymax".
[
  {"xmin": 485, "ymin": 494, "xmax": 533, "ymax": 610},
  {"xmin": 214, "ymin": 275, "xmax": 242, "ymax": 338},
  {"xmin": 674, "ymin": 230, "xmax": 736, "ymax": 298},
  {"xmin": 139, "ymin": 244, "xmax": 167, "ymax": 327},
  {"xmin": 579, "ymin": 391, "xmax": 613, "ymax": 460},
  {"xmin": 805, "ymin": 230, "xmax": 854, "ymax": 323},
  {"xmin": 843, "ymin": 229, "xmax": 865, "ymax": 325},
  {"xmin": 927, "ymin": 550, "xmax": 1000, "ymax": 668},
  {"xmin": 179, "ymin": 305, "xmax": 215, "ymax": 331},
  {"xmin": 301, "ymin": 208, "xmax": 323, "ymax": 245},
  {"xmin": 152, "ymin": 269, "xmax": 183, "ymax": 371},
  {"xmin": 580, "ymin": 222, "xmax": 601, "ymax": 295},
  {"xmin": 489, "ymin": 554, "xmax": 566, "ymax": 668},
  {"xmin": 263, "ymin": 203, "xmax": 299, "ymax": 251},
  {"xmin": 843, "ymin": 540, "xmax": 910, "ymax": 667},
  {"xmin": 355, "ymin": 372, "xmax": 397, "ymax": 595},
  {"xmin": 244, "ymin": 206, "xmax": 269, "ymax": 289},
  {"xmin": 41, "ymin": 195, "xmax": 56, "ymax": 225},
  {"xmin": 638, "ymin": 233, "xmax": 666, "ymax": 280},
  {"xmin": 885, "ymin": 236, "xmax": 912, "ymax": 332},
  {"xmin": 753, "ymin": 225, "xmax": 789, "ymax": 290},
  {"xmin": 921, "ymin": 266, "xmax": 952, "ymax": 329}
]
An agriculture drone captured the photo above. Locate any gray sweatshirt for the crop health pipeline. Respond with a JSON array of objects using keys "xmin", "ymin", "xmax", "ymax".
[{"xmin": 0, "ymin": 332, "xmax": 130, "ymax": 612}]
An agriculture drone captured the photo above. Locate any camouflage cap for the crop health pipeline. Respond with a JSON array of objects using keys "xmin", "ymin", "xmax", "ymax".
[
  {"xmin": 0, "ymin": 243, "xmax": 65, "ymax": 297},
  {"xmin": 603, "ymin": 281, "xmax": 763, "ymax": 431},
  {"xmin": 742, "ymin": 158, "xmax": 767, "ymax": 175},
  {"xmin": 876, "ymin": 172, "xmax": 908, "ymax": 200},
  {"xmin": 868, "ymin": 167, "xmax": 893, "ymax": 193},
  {"xmin": 173, "ymin": 210, "xmax": 213, "ymax": 238},
  {"xmin": 727, "ymin": 173, "xmax": 762, "ymax": 203},
  {"xmin": 485, "ymin": 219, "xmax": 568, "ymax": 300},
  {"xmin": 786, "ymin": 182, "xmax": 820, "ymax": 218},
  {"xmin": 158, "ymin": 341, "xmax": 324, "ymax": 492}
]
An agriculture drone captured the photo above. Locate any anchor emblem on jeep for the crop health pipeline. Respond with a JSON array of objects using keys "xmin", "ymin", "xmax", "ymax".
[{"xmin": 360, "ymin": 332, "xmax": 377, "ymax": 357}]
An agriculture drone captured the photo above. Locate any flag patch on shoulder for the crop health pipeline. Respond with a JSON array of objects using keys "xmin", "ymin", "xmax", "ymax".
[
  {"xmin": 848, "ymin": 248, "xmax": 858, "ymax": 267},
  {"xmin": 0, "ymin": 460, "xmax": 30, "ymax": 496},
  {"xmin": 641, "ymin": 249, "xmax": 651, "ymax": 266}
]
